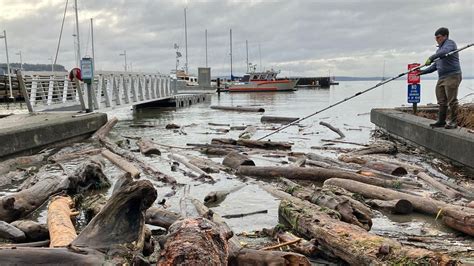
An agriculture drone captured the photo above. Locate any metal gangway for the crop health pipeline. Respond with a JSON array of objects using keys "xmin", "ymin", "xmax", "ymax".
[{"xmin": 16, "ymin": 71, "xmax": 175, "ymax": 112}]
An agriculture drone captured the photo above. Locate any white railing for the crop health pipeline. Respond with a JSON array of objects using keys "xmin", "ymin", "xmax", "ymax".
[{"xmin": 17, "ymin": 71, "xmax": 173, "ymax": 112}]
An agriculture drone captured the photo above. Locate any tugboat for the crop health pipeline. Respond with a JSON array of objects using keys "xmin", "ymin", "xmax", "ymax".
[{"xmin": 227, "ymin": 70, "xmax": 298, "ymax": 92}]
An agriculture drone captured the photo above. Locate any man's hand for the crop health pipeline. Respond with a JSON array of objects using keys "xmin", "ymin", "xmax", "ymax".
[{"xmin": 424, "ymin": 58, "xmax": 432, "ymax": 66}]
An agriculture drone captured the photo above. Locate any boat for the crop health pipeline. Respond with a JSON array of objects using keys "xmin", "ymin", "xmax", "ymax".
[{"xmin": 227, "ymin": 70, "xmax": 298, "ymax": 92}]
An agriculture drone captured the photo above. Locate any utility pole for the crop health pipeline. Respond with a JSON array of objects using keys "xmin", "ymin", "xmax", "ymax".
[
  {"xmin": 0, "ymin": 30, "xmax": 13, "ymax": 99},
  {"xmin": 230, "ymin": 28, "xmax": 233, "ymax": 80},
  {"xmin": 74, "ymin": 0, "xmax": 81, "ymax": 66},
  {"xmin": 90, "ymin": 18, "xmax": 95, "ymax": 70},
  {"xmin": 119, "ymin": 50, "xmax": 127, "ymax": 72},
  {"xmin": 184, "ymin": 7, "xmax": 188, "ymax": 74},
  {"xmin": 246, "ymin": 40, "xmax": 249, "ymax": 73},
  {"xmin": 16, "ymin": 51, "xmax": 22, "ymax": 71},
  {"xmin": 205, "ymin": 29, "xmax": 208, "ymax": 67}
]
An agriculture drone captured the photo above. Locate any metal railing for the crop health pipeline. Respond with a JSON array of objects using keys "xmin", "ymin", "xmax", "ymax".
[{"xmin": 17, "ymin": 70, "xmax": 173, "ymax": 112}]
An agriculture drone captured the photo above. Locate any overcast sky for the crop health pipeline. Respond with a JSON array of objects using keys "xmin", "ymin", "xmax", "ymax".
[{"xmin": 0, "ymin": 0, "xmax": 473, "ymax": 77}]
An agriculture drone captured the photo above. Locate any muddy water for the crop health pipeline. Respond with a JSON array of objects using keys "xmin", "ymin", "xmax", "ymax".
[{"xmin": 1, "ymin": 79, "xmax": 473, "ymax": 253}]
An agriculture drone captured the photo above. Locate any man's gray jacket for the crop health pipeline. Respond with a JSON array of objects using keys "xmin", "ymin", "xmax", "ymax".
[{"xmin": 420, "ymin": 39, "xmax": 462, "ymax": 79}]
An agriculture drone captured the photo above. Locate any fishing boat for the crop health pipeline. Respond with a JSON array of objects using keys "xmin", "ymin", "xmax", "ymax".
[{"xmin": 227, "ymin": 70, "xmax": 298, "ymax": 92}]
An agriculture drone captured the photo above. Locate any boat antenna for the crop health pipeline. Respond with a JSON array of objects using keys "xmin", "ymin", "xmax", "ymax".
[
  {"xmin": 257, "ymin": 43, "xmax": 474, "ymax": 141},
  {"xmin": 230, "ymin": 28, "xmax": 233, "ymax": 80}
]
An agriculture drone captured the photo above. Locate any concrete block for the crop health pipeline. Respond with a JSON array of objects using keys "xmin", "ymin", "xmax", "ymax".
[
  {"xmin": 0, "ymin": 112, "xmax": 107, "ymax": 158},
  {"xmin": 371, "ymin": 108, "xmax": 474, "ymax": 168}
]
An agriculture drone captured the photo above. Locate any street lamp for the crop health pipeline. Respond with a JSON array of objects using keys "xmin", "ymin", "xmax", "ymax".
[
  {"xmin": 119, "ymin": 50, "xmax": 127, "ymax": 72},
  {"xmin": 16, "ymin": 51, "xmax": 22, "ymax": 71},
  {"xmin": 0, "ymin": 30, "xmax": 13, "ymax": 99}
]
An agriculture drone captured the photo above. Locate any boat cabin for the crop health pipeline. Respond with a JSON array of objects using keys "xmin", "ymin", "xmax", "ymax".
[{"xmin": 241, "ymin": 71, "xmax": 279, "ymax": 82}]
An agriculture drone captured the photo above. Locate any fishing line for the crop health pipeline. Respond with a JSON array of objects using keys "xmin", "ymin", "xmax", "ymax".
[{"xmin": 257, "ymin": 43, "xmax": 474, "ymax": 141}]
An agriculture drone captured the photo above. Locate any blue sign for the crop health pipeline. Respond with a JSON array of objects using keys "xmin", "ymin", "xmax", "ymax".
[
  {"xmin": 407, "ymin": 84, "xmax": 420, "ymax": 103},
  {"xmin": 80, "ymin": 57, "xmax": 94, "ymax": 83}
]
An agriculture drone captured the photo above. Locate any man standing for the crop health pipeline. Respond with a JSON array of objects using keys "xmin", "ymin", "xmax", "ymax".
[{"xmin": 419, "ymin": 27, "xmax": 462, "ymax": 129}]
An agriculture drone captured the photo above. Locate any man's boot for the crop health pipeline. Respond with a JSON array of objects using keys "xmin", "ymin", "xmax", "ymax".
[
  {"xmin": 430, "ymin": 106, "xmax": 447, "ymax": 127},
  {"xmin": 445, "ymin": 105, "xmax": 458, "ymax": 129}
]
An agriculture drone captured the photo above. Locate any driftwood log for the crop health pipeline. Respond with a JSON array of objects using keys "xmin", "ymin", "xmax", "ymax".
[
  {"xmin": 191, "ymin": 199, "xmax": 310, "ymax": 266},
  {"xmin": 136, "ymin": 138, "xmax": 161, "ymax": 156},
  {"xmin": 237, "ymin": 166, "xmax": 414, "ymax": 189},
  {"xmin": 349, "ymin": 140, "xmax": 397, "ymax": 156},
  {"xmin": 101, "ymin": 149, "xmax": 141, "ymax": 179},
  {"xmin": 72, "ymin": 179, "xmax": 157, "ymax": 253},
  {"xmin": 0, "ymin": 247, "xmax": 107, "ymax": 264},
  {"xmin": 0, "ymin": 160, "xmax": 109, "ymax": 222},
  {"xmin": 324, "ymin": 178, "xmax": 474, "ymax": 236},
  {"xmin": 203, "ymin": 184, "xmax": 246, "ymax": 206},
  {"xmin": 366, "ymin": 199, "xmax": 413, "ymax": 214},
  {"xmin": 339, "ymin": 155, "xmax": 408, "ymax": 176},
  {"xmin": 442, "ymin": 207, "xmax": 474, "ymax": 236},
  {"xmin": 276, "ymin": 232, "xmax": 319, "ymax": 257},
  {"xmin": 211, "ymin": 138, "xmax": 293, "ymax": 150},
  {"xmin": 169, "ymin": 154, "xmax": 213, "ymax": 182},
  {"xmin": 101, "ymin": 138, "xmax": 177, "ymax": 184},
  {"xmin": 239, "ymin": 126, "xmax": 257, "ymax": 139},
  {"xmin": 0, "ymin": 221, "xmax": 26, "ymax": 242},
  {"xmin": 222, "ymin": 152, "xmax": 255, "ymax": 169},
  {"xmin": 145, "ymin": 206, "xmax": 182, "ymax": 229},
  {"xmin": 261, "ymin": 116, "xmax": 299, "ymax": 124},
  {"xmin": 91, "ymin": 117, "xmax": 118, "ymax": 141},
  {"xmin": 10, "ymin": 220, "xmax": 48, "ymax": 242},
  {"xmin": 158, "ymin": 217, "xmax": 230, "ymax": 265},
  {"xmin": 0, "ymin": 154, "xmax": 45, "ymax": 175},
  {"xmin": 47, "ymin": 195, "xmax": 77, "ymax": 247},
  {"xmin": 279, "ymin": 199, "xmax": 453, "ymax": 265},
  {"xmin": 417, "ymin": 172, "xmax": 462, "ymax": 199},
  {"xmin": 277, "ymin": 178, "xmax": 373, "ymax": 230},
  {"xmin": 211, "ymin": 105, "xmax": 265, "ymax": 112},
  {"xmin": 319, "ymin": 121, "xmax": 345, "ymax": 139}
]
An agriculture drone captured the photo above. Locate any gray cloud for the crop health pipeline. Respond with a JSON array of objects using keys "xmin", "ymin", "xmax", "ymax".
[{"xmin": 0, "ymin": 0, "xmax": 472, "ymax": 77}]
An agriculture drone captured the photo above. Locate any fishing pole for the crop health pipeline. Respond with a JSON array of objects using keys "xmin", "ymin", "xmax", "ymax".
[{"xmin": 258, "ymin": 43, "xmax": 474, "ymax": 141}]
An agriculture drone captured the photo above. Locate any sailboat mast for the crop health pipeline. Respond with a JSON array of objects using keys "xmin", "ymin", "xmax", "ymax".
[
  {"xmin": 246, "ymin": 40, "xmax": 249, "ymax": 73},
  {"xmin": 74, "ymin": 0, "xmax": 81, "ymax": 66},
  {"xmin": 184, "ymin": 7, "xmax": 188, "ymax": 74},
  {"xmin": 205, "ymin": 29, "xmax": 208, "ymax": 67},
  {"xmin": 258, "ymin": 43, "xmax": 262, "ymax": 72},
  {"xmin": 91, "ymin": 18, "xmax": 95, "ymax": 69},
  {"xmin": 230, "ymin": 28, "xmax": 233, "ymax": 80}
]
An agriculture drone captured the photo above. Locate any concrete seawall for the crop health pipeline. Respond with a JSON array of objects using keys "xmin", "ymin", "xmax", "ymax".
[
  {"xmin": 371, "ymin": 108, "xmax": 474, "ymax": 168},
  {"xmin": 0, "ymin": 112, "xmax": 107, "ymax": 158}
]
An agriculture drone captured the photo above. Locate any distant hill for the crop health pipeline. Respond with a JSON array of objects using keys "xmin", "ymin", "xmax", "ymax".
[{"xmin": 0, "ymin": 63, "xmax": 67, "ymax": 73}]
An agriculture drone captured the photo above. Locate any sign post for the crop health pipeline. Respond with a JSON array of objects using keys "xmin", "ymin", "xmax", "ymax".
[
  {"xmin": 407, "ymin": 63, "xmax": 421, "ymax": 114},
  {"xmin": 80, "ymin": 57, "xmax": 94, "ymax": 113}
]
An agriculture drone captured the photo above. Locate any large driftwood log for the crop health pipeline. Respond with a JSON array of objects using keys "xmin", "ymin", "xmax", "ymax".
[
  {"xmin": 211, "ymin": 105, "xmax": 265, "ymax": 112},
  {"xmin": 442, "ymin": 207, "xmax": 474, "ymax": 236},
  {"xmin": 261, "ymin": 115, "xmax": 299, "ymax": 124},
  {"xmin": 339, "ymin": 155, "xmax": 408, "ymax": 176},
  {"xmin": 101, "ymin": 149, "xmax": 141, "ymax": 179},
  {"xmin": 158, "ymin": 217, "xmax": 229, "ymax": 265},
  {"xmin": 10, "ymin": 220, "xmax": 48, "ymax": 242},
  {"xmin": 136, "ymin": 138, "xmax": 161, "ymax": 156},
  {"xmin": 319, "ymin": 121, "xmax": 345, "ymax": 139},
  {"xmin": 0, "ymin": 221, "xmax": 26, "ymax": 242},
  {"xmin": 417, "ymin": 172, "xmax": 462, "ymax": 199},
  {"xmin": 0, "ymin": 154, "xmax": 45, "ymax": 175},
  {"xmin": 0, "ymin": 247, "xmax": 107, "ymax": 265},
  {"xmin": 146, "ymin": 206, "xmax": 182, "ymax": 229},
  {"xmin": 324, "ymin": 178, "xmax": 474, "ymax": 236},
  {"xmin": 49, "ymin": 148, "xmax": 103, "ymax": 163},
  {"xmin": 238, "ymin": 166, "xmax": 414, "ymax": 189},
  {"xmin": 191, "ymin": 199, "xmax": 310, "ymax": 266},
  {"xmin": 91, "ymin": 117, "xmax": 118, "ymax": 140},
  {"xmin": 186, "ymin": 154, "xmax": 229, "ymax": 173},
  {"xmin": 0, "ymin": 160, "xmax": 109, "ymax": 222},
  {"xmin": 349, "ymin": 140, "xmax": 397, "ymax": 156},
  {"xmin": 72, "ymin": 179, "xmax": 157, "ymax": 253},
  {"xmin": 279, "ymin": 199, "xmax": 453, "ymax": 265},
  {"xmin": 47, "ymin": 195, "xmax": 77, "ymax": 247},
  {"xmin": 211, "ymin": 138, "xmax": 292, "ymax": 150},
  {"xmin": 222, "ymin": 151, "xmax": 255, "ymax": 169},
  {"xmin": 277, "ymin": 178, "xmax": 372, "ymax": 230}
]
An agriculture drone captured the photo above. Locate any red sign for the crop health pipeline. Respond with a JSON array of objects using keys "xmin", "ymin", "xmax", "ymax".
[{"xmin": 407, "ymin": 63, "xmax": 421, "ymax": 84}]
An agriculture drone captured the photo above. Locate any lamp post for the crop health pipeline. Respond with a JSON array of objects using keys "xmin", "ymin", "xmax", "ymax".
[
  {"xmin": 16, "ymin": 51, "xmax": 22, "ymax": 71},
  {"xmin": 119, "ymin": 50, "xmax": 127, "ymax": 72},
  {"xmin": 0, "ymin": 30, "xmax": 13, "ymax": 99}
]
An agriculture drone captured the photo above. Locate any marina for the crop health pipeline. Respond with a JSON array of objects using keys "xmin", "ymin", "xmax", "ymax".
[{"xmin": 0, "ymin": 0, "xmax": 473, "ymax": 265}]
